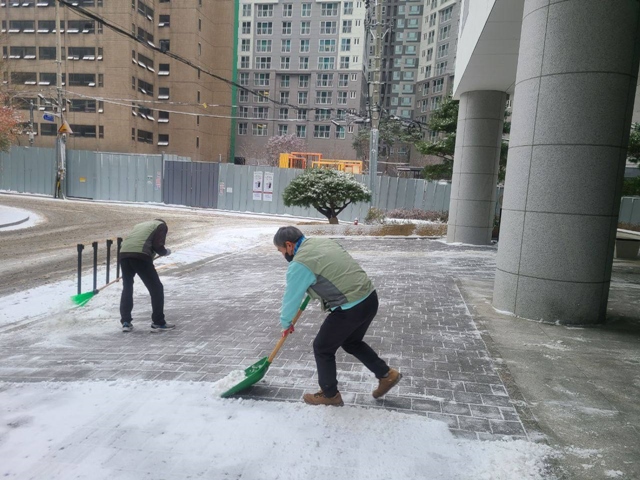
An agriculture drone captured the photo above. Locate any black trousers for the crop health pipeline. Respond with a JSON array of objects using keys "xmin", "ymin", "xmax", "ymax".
[
  {"xmin": 119, "ymin": 258, "xmax": 165, "ymax": 326},
  {"xmin": 313, "ymin": 290, "xmax": 389, "ymax": 397}
]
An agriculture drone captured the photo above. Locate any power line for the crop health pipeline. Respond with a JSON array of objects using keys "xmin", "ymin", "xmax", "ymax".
[{"xmin": 56, "ymin": 0, "xmax": 322, "ymax": 113}]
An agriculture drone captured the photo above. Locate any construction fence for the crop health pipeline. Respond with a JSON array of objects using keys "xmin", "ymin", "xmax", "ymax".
[{"xmin": 1, "ymin": 146, "xmax": 639, "ymax": 225}]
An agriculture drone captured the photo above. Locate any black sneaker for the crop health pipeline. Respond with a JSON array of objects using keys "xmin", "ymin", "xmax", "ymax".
[
  {"xmin": 150, "ymin": 323, "xmax": 175, "ymax": 332},
  {"xmin": 122, "ymin": 322, "xmax": 133, "ymax": 332}
]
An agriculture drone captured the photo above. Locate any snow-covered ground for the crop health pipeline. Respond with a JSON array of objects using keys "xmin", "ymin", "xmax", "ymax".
[
  {"xmin": 0, "ymin": 207, "xmax": 558, "ymax": 479},
  {"xmin": 0, "ymin": 381, "xmax": 555, "ymax": 480}
]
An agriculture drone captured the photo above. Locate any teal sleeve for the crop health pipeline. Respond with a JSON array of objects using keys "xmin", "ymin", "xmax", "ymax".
[{"xmin": 280, "ymin": 262, "xmax": 316, "ymax": 329}]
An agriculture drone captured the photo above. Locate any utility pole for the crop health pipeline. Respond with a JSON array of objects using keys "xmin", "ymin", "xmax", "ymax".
[
  {"xmin": 28, "ymin": 101, "xmax": 34, "ymax": 145},
  {"xmin": 54, "ymin": 0, "xmax": 66, "ymax": 199},
  {"xmin": 368, "ymin": 0, "xmax": 384, "ymax": 208}
]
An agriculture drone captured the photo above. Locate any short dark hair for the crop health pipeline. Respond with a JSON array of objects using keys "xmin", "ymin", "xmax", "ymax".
[
  {"xmin": 155, "ymin": 218, "xmax": 166, "ymax": 224},
  {"xmin": 273, "ymin": 226, "xmax": 304, "ymax": 247}
]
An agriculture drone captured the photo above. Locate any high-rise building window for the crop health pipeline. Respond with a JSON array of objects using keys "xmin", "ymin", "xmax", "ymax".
[
  {"xmin": 440, "ymin": 6, "xmax": 453, "ymax": 22},
  {"xmin": 253, "ymin": 107, "xmax": 269, "ymax": 119},
  {"xmin": 301, "ymin": 3, "xmax": 311, "ymax": 17},
  {"xmin": 254, "ymin": 73, "xmax": 270, "ymax": 86},
  {"xmin": 314, "ymin": 125, "xmax": 330, "ymax": 138},
  {"xmin": 319, "ymin": 39, "xmax": 336, "ymax": 53},
  {"xmin": 256, "ymin": 39, "xmax": 272, "ymax": 52},
  {"xmin": 238, "ymin": 123, "xmax": 248, "ymax": 135},
  {"xmin": 300, "ymin": 22, "xmax": 310, "ymax": 35},
  {"xmin": 298, "ymin": 75, "xmax": 309, "ymax": 88},
  {"xmin": 316, "ymin": 73, "xmax": 333, "ymax": 87},
  {"xmin": 282, "ymin": 22, "xmax": 292, "ymax": 35},
  {"xmin": 342, "ymin": 20, "xmax": 352, "ymax": 33},
  {"xmin": 253, "ymin": 90, "xmax": 269, "ymax": 103},
  {"xmin": 437, "ymin": 43, "xmax": 449, "ymax": 59},
  {"xmin": 317, "ymin": 57, "xmax": 335, "ymax": 70},
  {"xmin": 296, "ymin": 125, "xmax": 306, "ymax": 138},
  {"xmin": 278, "ymin": 124, "xmax": 288, "ymax": 135},
  {"xmin": 282, "ymin": 3, "xmax": 292, "ymax": 17},
  {"xmin": 242, "ymin": 4, "xmax": 251, "ymax": 16},
  {"xmin": 280, "ymin": 75, "xmax": 290, "ymax": 87},
  {"xmin": 315, "ymin": 91, "xmax": 332, "ymax": 105},
  {"xmin": 321, "ymin": 3, "xmax": 338, "ymax": 16},
  {"xmin": 315, "ymin": 109, "xmax": 331, "ymax": 121},
  {"xmin": 255, "ymin": 57, "xmax": 271, "ymax": 70},
  {"xmin": 256, "ymin": 4, "xmax": 273, "ymax": 17},
  {"xmin": 281, "ymin": 39, "xmax": 291, "ymax": 53},
  {"xmin": 439, "ymin": 24, "xmax": 451, "ymax": 40},
  {"xmin": 252, "ymin": 124, "xmax": 268, "ymax": 136},
  {"xmin": 320, "ymin": 21, "xmax": 337, "ymax": 34},
  {"xmin": 256, "ymin": 22, "xmax": 273, "ymax": 35},
  {"xmin": 343, "ymin": 2, "xmax": 353, "ymax": 15},
  {"xmin": 299, "ymin": 39, "xmax": 310, "ymax": 52},
  {"xmin": 158, "ymin": 134, "xmax": 169, "ymax": 146},
  {"xmin": 242, "ymin": 22, "xmax": 251, "ymax": 34},
  {"xmin": 298, "ymin": 92, "xmax": 308, "ymax": 105}
]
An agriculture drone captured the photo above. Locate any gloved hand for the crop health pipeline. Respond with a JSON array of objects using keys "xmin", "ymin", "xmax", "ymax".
[
  {"xmin": 164, "ymin": 248, "xmax": 172, "ymax": 256},
  {"xmin": 281, "ymin": 324, "xmax": 294, "ymax": 338}
]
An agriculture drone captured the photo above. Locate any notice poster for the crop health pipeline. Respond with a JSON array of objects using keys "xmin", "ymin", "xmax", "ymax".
[
  {"xmin": 263, "ymin": 171, "xmax": 274, "ymax": 201},
  {"xmin": 253, "ymin": 171, "xmax": 263, "ymax": 201}
]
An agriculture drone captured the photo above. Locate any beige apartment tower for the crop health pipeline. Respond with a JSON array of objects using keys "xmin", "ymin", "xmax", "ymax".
[{"xmin": 1, "ymin": 0, "xmax": 234, "ymax": 162}]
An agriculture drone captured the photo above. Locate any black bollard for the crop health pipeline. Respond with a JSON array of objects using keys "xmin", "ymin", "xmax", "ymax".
[
  {"xmin": 106, "ymin": 239, "xmax": 113, "ymax": 284},
  {"xmin": 92, "ymin": 241, "xmax": 98, "ymax": 292},
  {"xmin": 116, "ymin": 237, "xmax": 122, "ymax": 279},
  {"xmin": 77, "ymin": 244, "xmax": 84, "ymax": 295}
]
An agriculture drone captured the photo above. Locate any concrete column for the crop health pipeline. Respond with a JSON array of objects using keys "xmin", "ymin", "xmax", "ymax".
[
  {"xmin": 493, "ymin": 0, "xmax": 640, "ymax": 324},
  {"xmin": 447, "ymin": 90, "xmax": 506, "ymax": 245}
]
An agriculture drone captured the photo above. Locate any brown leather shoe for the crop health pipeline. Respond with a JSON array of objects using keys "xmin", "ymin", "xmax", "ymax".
[
  {"xmin": 372, "ymin": 368, "xmax": 402, "ymax": 398},
  {"xmin": 303, "ymin": 390, "xmax": 344, "ymax": 406}
]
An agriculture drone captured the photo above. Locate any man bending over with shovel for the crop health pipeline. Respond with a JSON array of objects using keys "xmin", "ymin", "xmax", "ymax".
[{"xmin": 274, "ymin": 226, "xmax": 402, "ymax": 406}]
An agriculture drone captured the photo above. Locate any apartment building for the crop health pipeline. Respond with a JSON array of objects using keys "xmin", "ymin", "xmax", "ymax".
[
  {"xmin": 379, "ymin": 0, "xmax": 459, "ymax": 167},
  {"xmin": 1, "ymin": 0, "xmax": 234, "ymax": 161},
  {"xmin": 234, "ymin": 0, "xmax": 368, "ymax": 163}
]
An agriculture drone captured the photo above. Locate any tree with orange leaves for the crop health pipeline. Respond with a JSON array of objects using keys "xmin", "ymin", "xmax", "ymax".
[{"xmin": 0, "ymin": 94, "xmax": 21, "ymax": 152}]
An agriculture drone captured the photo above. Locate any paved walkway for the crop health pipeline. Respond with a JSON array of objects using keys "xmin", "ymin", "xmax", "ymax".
[{"xmin": 1, "ymin": 233, "xmax": 639, "ymax": 479}]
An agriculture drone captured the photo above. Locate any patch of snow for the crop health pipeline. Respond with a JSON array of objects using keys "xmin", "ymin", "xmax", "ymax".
[{"xmin": 0, "ymin": 380, "xmax": 556, "ymax": 480}]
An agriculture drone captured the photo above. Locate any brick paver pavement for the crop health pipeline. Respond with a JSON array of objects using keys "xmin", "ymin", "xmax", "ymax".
[{"xmin": 0, "ymin": 237, "xmax": 526, "ymax": 440}]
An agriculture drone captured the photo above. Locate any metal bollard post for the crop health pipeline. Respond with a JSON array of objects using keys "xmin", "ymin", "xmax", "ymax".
[
  {"xmin": 92, "ymin": 241, "xmax": 98, "ymax": 292},
  {"xmin": 116, "ymin": 237, "xmax": 122, "ymax": 279},
  {"xmin": 76, "ymin": 244, "xmax": 84, "ymax": 295},
  {"xmin": 106, "ymin": 239, "xmax": 113, "ymax": 284}
]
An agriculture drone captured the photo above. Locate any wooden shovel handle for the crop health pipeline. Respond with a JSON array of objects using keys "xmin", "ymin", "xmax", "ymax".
[{"xmin": 268, "ymin": 295, "xmax": 311, "ymax": 363}]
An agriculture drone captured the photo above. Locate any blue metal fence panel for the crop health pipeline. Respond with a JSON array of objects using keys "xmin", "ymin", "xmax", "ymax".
[{"xmin": 0, "ymin": 147, "xmax": 56, "ymax": 196}]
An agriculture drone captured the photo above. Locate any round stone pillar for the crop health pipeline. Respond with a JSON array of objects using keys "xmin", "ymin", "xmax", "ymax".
[
  {"xmin": 447, "ymin": 90, "xmax": 506, "ymax": 245},
  {"xmin": 493, "ymin": 0, "xmax": 640, "ymax": 324}
]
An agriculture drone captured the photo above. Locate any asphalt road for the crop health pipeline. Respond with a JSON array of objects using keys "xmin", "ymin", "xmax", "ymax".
[{"xmin": 0, "ymin": 193, "xmax": 287, "ymax": 298}]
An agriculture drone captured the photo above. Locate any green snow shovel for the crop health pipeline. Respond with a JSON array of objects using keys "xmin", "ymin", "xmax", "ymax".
[{"xmin": 220, "ymin": 295, "xmax": 311, "ymax": 398}]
